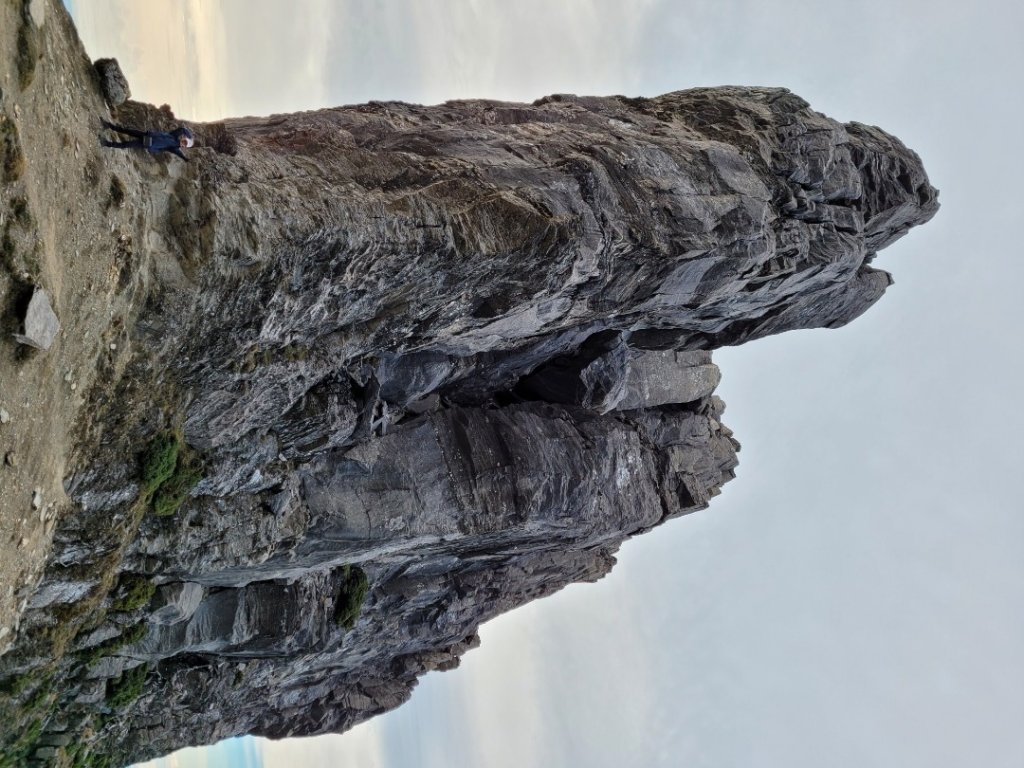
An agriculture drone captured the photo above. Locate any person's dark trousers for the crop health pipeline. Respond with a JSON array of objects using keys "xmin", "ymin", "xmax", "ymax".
[
  {"xmin": 100, "ymin": 139, "xmax": 146, "ymax": 149},
  {"xmin": 101, "ymin": 119, "xmax": 147, "ymax": 138}
]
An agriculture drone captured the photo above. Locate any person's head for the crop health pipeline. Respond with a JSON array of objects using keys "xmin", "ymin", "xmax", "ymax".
[{"xmin": 179, "ymin": 126, "xmax": 195, "ymax": 148}]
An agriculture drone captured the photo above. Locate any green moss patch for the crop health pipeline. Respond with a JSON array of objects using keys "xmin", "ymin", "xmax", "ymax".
[
  {"xmin": 152, "ymin": 459, "xmax": 203, "ymax": 516},
  {"xmin": 140, "ymin": 433, "xmax": 180, "ymax": 494},
  {"xmin": 79, "ymin": 622, "xmax": 147, "ymax": 666},
  {"xmin": 334, "ymin": 565, "xmax": 369, "ymax": 631},
  {"xmin": 111, "ymin": 574, "xmax": 156, "ymax": 613},
  {"xmin": 70, "ymin": 748, "xmax": 114, "ymax": 768},
  {"xmin": 0, "ymin": 717, "xmax": 43, "ymax": 767},
  {"xmin": 1, "ymin": 670, "xmax": 36, "ymax": 696},
  {"xmin": 140, "ymin": 431, "xmax": 202, "ymax": 517},
  {"xmin": 106, "ymin": 663, "xmax": 148, "ymax": 708}
]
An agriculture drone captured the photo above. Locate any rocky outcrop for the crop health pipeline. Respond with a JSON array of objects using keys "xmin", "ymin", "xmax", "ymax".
[
  {"xmin": 0, "ymin": 9, "xmax": 937, "ymax": 765},
  {"xmin": 92, "ymin": 58, "xmax": 130, "ymax": 107}
]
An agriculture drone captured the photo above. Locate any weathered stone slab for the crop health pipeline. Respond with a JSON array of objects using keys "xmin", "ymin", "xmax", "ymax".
[
  {"xmin": 27, "ymin": 579, "xmax": 94, "ymax": 610},
  {"xmin": 13, "ymin": 288, "xmax": 59, "ymax": 350},
  {"xmin": 582, "ymin": 349, "xmax": 722, "ymax": 413}
]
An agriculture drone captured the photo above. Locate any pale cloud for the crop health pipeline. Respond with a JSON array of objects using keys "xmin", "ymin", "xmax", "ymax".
[
  {"xmin": 324, "ymin": 0, "xmax": 661, "ymax": 105},
  {"xmin": 369, "ymin": 577, "xmax": 662, "ymax": 768},
  {"xmin": 73, "ymin": 1, "xmax": 660, "ymax": 120},
  {"xmin": 70, "ymin": 0, "xmax": 229, "ymax": 120},
  {"xmin": 371, "ymin": 607, "xmax": 555, "ymax": 768},
  {"xmin": 296, "ymin": 3, "xmax": 334, "ymax": 107},
  {"xmin": 209, "ymin": 0, "xmax": 337, "ymax": 117},
  {"xmin": 183, "ymin": 0, "xmax": 229, "ymax": 120},
  {"xmin": 528, "ymin": 574, "xmax": 663, "ymax": 766},
  {"xmin": 458, "ymin": 612, "xmax": 551, "ymax": 768}
]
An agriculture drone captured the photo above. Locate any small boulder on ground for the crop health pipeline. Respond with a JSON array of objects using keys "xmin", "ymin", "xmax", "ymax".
[
  {"xmin": 13, "ymin": 287, "xmax": 60, "ymax": 350},
  {"xmin": 94, "ymin": 58, "xmax": 130, "ymax": 107}
]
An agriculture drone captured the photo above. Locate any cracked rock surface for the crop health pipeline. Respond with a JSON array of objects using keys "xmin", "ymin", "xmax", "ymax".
[{"xmin": 0, "ymin": 6, "xmax": 937, "ymax": 766}]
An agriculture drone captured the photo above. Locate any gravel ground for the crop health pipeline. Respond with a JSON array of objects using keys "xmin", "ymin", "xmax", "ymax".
[{"xmin": 0, "ymin": 0, "xmax": 179, "ymax": 655}]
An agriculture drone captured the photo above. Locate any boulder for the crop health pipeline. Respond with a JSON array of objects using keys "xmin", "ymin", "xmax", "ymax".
[
  {"xmin": 581, "ymin": 349, "xmax": 722, "ymax": 413},
  {"xmin": 13, "ymin": 287, "xmax": 59, "ymax": 350},
  {"xmin": 94, "ymin": 58, "xmax": 130, "ymax": 107}
]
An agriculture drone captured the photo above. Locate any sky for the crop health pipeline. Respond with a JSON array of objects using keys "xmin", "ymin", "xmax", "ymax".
[{"xmin": 65, "ymin": 1, "xmax": 1024, "ymax": 767}]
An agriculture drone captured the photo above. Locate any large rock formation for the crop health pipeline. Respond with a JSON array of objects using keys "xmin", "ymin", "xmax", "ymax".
[{"xmin": 0, "ymin": 4, "xmax": 937, "ymax": 766}]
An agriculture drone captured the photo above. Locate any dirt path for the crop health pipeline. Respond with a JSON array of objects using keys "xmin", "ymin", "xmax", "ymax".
[{"xmin": 0, "ymin": 0, "xmax": 178, "ymax": 654}]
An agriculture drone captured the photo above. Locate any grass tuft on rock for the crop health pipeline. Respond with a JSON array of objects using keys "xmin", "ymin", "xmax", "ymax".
[
  {"xmin": 152, "ymin": 458, "xmax": 202, "ymax": 516},
  {"xmin": 1, "ymin": 671, "xmax": 36, "ymax": 696},
  {"xmin": 79, "ymin": 621, "xmax": 147, "ymax": 666},
  {"xmin": 334, "ymin": 565, "xmax": 369, "ymax": 631},
  {"xmin": 106, "ymin": 664, "xmax": 148, "ymax": 708},
  {"xmin": 111, "ymin": 574, "xmax": 156, "ymax": 612},
  {"xmin": 0, "ymin": 717, "xmax": 43, "ymax": 767},
  {"xmin": 0, "ymin": 223, "xmax": 14, "ymax": 271},
  {"xmin": 141, "ymin": 433, "xmax": 180, "ymax": 494},
  {"xmin": 140, "ymin": 431, "xmax": 202, "ymax": 516}
]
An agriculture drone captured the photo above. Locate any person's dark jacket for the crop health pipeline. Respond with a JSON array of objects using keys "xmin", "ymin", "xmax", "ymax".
[{"xmin": 143, "ymin": 128, "xmax": 190, "ymax": 160}]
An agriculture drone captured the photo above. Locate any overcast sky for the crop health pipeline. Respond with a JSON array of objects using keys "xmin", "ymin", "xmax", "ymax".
[{"xmin": 66, "ymin": 1, "xmax": 1024, "ymax": 766}]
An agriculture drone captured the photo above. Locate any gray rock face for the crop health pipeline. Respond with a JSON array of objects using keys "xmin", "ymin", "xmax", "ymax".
[
  {"xmin": 93, "ymin": 58, "xmax": 130, "ymax": 107},
  {"xmin": 525, "ymin": 345, "xmax": 721, "ymax": 413},
  {"xmin": 26, "ymin": 579, "xmax": 93, "ymax": 610},
  {"xmin": 148, "ymin": 582, "xmax": 205, "ymax": 626},
  {"xmin": 4, "ymin": 86, "xmax": 937, "ymax": 766},
  {"xmin": 13, "ymin": 287, "xmax": 59, "ymax": 350}
]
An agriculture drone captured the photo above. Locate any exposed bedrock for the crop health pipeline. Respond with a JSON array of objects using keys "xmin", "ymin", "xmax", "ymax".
[{"xmin": 7, "ymin": 82, "xmax": 936, "ymax": 766}]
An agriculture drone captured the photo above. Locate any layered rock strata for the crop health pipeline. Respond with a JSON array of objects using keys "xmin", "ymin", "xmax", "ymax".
[{"xmin": 0, "ymin": 9, "xmax": 938, "ymax": 764}]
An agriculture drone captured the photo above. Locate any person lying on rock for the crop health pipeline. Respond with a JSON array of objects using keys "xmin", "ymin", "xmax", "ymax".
[{"xmin": 99, "ymin": 118, "xmax": 194, "ymax": 161}]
